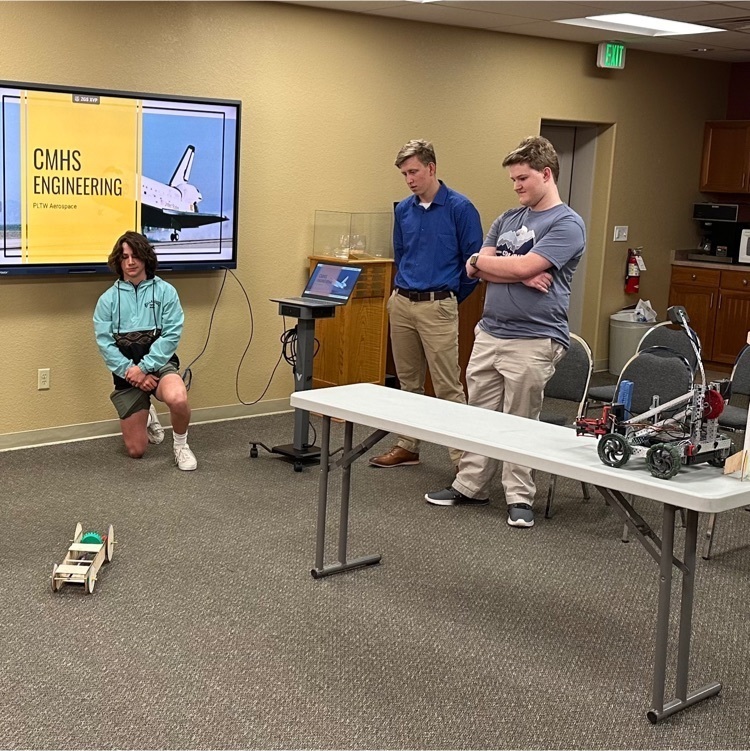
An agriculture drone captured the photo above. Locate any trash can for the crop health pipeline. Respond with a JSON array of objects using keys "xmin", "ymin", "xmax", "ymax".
[{"xmin": 608, "ymin": 313, "xmax": 658, "ymax": 376}]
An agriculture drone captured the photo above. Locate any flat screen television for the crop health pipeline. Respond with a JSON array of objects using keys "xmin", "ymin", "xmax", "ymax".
[{"xmin": 0, "ymin": 79, "xmax": 240, "ymax": 276}]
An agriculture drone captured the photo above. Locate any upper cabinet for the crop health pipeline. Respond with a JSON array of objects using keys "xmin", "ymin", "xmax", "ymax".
[{"xmin": 700, "ymin": 121, "xmax": 750, "ymax": 193}]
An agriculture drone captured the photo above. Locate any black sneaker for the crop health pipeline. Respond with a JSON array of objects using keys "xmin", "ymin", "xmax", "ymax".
[
  {"xmin": 507, "ymin": 503, "xmax": 534, "ymax": 528},
  {"xmin": 425, "ymin": 487, "xmax": 489, "ymax": 507}
]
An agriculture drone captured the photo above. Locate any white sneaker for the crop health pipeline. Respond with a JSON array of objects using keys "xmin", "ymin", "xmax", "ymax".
[
  {"xmin": 174, "ymin": 444, "xmax": 197, "ymax": 471},
  {"xmin": 146, "ymin": 405, "xmax": 165, "ymax": 445}
]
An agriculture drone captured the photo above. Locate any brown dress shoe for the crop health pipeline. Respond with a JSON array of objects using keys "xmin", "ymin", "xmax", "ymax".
[{"xmin": 369, "ymin": 446, "xmax": 420, "ymax": 468}]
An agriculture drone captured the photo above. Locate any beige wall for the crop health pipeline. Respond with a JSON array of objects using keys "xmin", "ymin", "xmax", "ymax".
[{"xmin": 0, "ymin": 1, "xmax": 729, "ymax": 444}]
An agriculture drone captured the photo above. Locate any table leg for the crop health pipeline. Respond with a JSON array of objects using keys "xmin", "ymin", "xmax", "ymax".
[
  {"xmin": 703, "ymin": 512, "xmax": 717, "ymax": 560},
  {"xmin": 337, "ymin": 421, "xmax": 353, "ymax": 563},
  {"xmin": 596, "ymin": 488, "xmax": 722, "ymax": 722},
  {"xmin": 310, "ymin": 420, "xmax": 382, "ymax": 579},
  {"xmin": 650, "ymin": 504, "xmax": 675, "ymax": 717},
  {"xmin": 646, "ymin": 506, "xmax": 722, "ymax": 723},
  {"xmin": 312, "ymin": 416, "xmax": 331, "ymax": 574}
]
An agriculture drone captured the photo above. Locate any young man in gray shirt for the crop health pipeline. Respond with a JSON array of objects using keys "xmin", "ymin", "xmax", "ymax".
[{"xmin": 425, "ymin": 136, "xmax": 586, "ymax": 528}]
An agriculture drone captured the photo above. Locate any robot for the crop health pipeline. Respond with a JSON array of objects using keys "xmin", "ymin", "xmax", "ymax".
[{"xmin": 576, "ymin": 306, "xmax": 733, "ymax": 479}]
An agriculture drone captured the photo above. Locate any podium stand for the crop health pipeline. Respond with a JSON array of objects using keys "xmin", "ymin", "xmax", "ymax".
[{"xmin": 250, "ymin": 300, "xmax": 337, "ymax": 471}]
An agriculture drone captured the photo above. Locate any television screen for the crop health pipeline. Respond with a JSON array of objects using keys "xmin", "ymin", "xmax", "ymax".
[{"xmin": 0, "ymin": 80, "xmax": 240, "ymax": 276}]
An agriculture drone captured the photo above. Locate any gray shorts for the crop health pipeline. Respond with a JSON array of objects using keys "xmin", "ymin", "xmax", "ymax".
[{"xmin": 110, "ymin": 362, "xmax": 181, "ymax": 420}]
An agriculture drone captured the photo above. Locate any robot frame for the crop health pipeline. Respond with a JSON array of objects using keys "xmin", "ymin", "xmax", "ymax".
[{"xmin": 575, "ymin": 306, "xmax": 733, "ymax": 480}]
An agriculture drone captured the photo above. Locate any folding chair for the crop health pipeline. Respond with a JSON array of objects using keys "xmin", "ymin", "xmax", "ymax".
[
  {"xmin": 588, "ymin": 321, "xmax": 700, "ymax": 406},
  {"xmin": 539, "ymin": 333, "xmax": 594, "ymax": 518},
  {"xmin": 704, "ymin": 344, "xmax": 750, "ymax": 559}
]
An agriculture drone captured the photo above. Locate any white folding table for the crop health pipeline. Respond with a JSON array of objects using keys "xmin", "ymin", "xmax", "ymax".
[{"xmin": 291, "ymin": 383, "xmax": 750, "ymax": 724}]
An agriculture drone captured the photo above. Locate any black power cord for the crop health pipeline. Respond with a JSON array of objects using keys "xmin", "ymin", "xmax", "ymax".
[
  {"xmin": 180, "ymin": 268, "xmax": 322, "ymax": 443},
  {"xmin": 182, "ymin": 269, "xmax": 228, "ymax": 391}
]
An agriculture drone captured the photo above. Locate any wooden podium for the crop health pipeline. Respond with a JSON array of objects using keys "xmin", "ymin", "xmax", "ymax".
[{"xmin": 309, "ymin": 256, "xmax": 394, "ymax": 388}]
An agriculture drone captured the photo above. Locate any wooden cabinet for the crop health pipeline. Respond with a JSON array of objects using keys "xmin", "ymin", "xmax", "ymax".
[
  {"xmin": 668, "ymin": 266, "xmax": 719, "ymax": 357},
  {"xmin": 309, "ymin": 256, "xmax": 393, "ymax": 389},
  {"xmin": 668, "ymin": 264, "xmax": 750, "ymax": 365},
  {"xmin": 700, "ymin": 121, "xmax": 750, "ymax": 193}
]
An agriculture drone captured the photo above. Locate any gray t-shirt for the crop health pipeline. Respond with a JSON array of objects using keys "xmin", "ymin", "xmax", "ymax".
[{"xmin": 479, "ymin": 203, "xmax": 585, "ymax": 349}]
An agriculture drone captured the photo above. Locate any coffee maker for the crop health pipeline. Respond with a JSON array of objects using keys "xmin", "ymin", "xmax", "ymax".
[{"xmin": 692, "ymin": 203, "xmax": 750, "ymax": 263}]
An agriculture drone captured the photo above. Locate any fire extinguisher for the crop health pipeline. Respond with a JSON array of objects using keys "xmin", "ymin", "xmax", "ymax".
[{"xmin": 625, "ymin": 246, "xmax": 644, "ymax": 294}]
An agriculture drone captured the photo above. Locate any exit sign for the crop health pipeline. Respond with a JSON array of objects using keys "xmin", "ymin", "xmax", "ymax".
[{"xmin": 597, "ymin": 41, "xmax": 626, "ymax": 69}]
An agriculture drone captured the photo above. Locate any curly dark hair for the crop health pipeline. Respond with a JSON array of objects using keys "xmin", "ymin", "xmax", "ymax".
[{"xmin": 108, "ymin": 231, "xmax": 158, "ymax": 280}]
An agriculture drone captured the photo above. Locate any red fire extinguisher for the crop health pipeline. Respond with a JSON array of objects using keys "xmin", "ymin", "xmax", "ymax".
[{"xmin": 625, "ymin": 246, "xmax": 644, "ymax": 294}]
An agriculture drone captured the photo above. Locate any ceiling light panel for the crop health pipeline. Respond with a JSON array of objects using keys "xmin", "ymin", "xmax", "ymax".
[{"xmin": 556, "ymin": 12, "xmax": 724, "ymax": 36}]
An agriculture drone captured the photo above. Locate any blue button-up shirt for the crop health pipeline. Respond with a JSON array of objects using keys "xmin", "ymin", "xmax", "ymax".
[{"xmin": 393, "ymin": 181, "xmax": 483, "ymax": 303}]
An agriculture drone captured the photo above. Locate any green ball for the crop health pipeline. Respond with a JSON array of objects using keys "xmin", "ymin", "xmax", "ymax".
[{"xmin": 80, "ymin": 531, "xmax": 103, "ymax": 545}]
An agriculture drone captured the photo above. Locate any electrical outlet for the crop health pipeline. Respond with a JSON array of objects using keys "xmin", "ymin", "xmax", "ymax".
[
  {"xmin": 38, "ymin": 368, "xmax": 50, "ymax": 390},
  {"xmin": 614, "ymin": 225, "xmax": 629, "ymax": 242}
]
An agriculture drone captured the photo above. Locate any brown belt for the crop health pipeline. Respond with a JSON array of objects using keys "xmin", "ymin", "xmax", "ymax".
[{"xmin": 396, "ymin": 288, "xmax": 454, "ymax": 302}]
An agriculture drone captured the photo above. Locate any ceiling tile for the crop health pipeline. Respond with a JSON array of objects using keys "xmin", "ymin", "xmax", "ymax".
[{"xmin": 277, "ymin": 1, "xmax": 750, "ymax": 61}]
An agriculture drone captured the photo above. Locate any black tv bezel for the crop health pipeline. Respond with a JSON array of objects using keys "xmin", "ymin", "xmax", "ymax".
[{"xmin": 0, "ymin": 79, "xmax": 241, "ymax": 277}]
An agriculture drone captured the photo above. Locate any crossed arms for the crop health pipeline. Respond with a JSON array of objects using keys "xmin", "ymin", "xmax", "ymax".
[{"xmin": 467, "ymin": 247, "xmax": 553, "ymax": 294}]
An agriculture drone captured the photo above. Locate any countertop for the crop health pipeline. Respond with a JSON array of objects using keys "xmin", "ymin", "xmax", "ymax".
[{"xmin": 672, "ymin": 249, "xmax": 749, "ymax": 271}]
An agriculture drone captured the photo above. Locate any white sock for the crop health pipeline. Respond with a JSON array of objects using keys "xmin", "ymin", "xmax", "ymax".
[{"xmin": 173, "ymin": 431, "xmax": 188, "ymax": 449}]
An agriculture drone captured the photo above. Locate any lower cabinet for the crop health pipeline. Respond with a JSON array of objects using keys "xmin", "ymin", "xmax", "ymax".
[{"xmin": 668, "ymin": 264, "xmax": 750, "ymax": 366}]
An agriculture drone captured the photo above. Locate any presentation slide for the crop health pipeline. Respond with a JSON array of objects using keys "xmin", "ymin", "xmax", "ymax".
[{"xmin": 0, "ymin": 82, "xmax": 239, "ymax": 273}]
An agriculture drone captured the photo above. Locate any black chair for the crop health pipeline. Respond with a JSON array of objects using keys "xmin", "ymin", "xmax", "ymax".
[
  {"xmin": 613, "ymin": 346, "xmax": 694, "ymax": 418},
  {"xmin": 539, "ymin": 333, "xmax": 593, "ymax": 518},
  {"xmin": 717, "ymin": 344, "xmax": 750, "ymax": 431},
  {"xmin": 704, "ymin": 344, "xmax": 750, "ymax": 559},
  {"xmin": 612, "ymin": 347, "xmax": 694, "ymax": 542},
  {"xmin": 588, "ymin": 322, "xmax": 701, "ymax": 405},
  {"xmin": 643, "ymin": 321, "xmax": 701, "ymax": 372}
]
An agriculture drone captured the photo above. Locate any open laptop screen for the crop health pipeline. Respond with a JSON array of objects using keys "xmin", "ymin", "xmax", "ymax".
[{"xmin": 304, "ymin": 263, "xmax": 362, "ymax": 302}]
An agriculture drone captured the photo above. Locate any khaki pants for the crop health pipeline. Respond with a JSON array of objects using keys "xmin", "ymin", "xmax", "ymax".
[
  {"xmin": 388, "ymin": 290, "xmax": 466, "ymax": 465},
  {"xmin": 453, "ymin": 329, "xmax": 564, "ymax": 506}
]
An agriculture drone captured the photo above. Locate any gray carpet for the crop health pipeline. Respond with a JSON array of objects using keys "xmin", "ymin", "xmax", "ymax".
[{"xmin": 1, "ymin": 405, "xmax": 750, "ymax": 750}]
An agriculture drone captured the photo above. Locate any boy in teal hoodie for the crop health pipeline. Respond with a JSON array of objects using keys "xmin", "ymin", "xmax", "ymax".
[{"xmin": 93, "ymin": 231, "xmax": 197, "ymax": 470}]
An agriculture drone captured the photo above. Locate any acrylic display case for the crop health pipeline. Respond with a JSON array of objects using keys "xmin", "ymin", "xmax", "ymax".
[{"xmin": 313, "ymin": 210, "xmax": 393, "ymax": 259}]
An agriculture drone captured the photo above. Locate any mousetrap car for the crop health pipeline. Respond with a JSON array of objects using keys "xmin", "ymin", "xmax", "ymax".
[
  {"xmin": 51, "ymin": 523, "xmax": 115, "ymax": 594},
  {"xmin": 576, "ymin": 306, "xmax": 733, "ymax": 480}
]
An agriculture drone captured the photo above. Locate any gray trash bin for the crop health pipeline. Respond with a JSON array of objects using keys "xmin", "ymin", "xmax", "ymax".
[{"xmin": 608, "ymin": 313, "xmax": 658, "ymax": 376}]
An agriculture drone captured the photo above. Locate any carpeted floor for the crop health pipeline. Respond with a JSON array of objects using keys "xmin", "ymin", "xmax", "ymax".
[{"xmin": 1, "ymin": 404, "xmax": 749, "ymax": 750}]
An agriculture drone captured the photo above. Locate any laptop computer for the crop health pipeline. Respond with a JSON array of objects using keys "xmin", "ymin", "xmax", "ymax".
[{"xmin": 270, "ymin": 262, "xmax": 363, "ymax": 307}]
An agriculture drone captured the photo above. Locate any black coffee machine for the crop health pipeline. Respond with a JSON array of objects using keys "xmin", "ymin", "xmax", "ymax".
[{"xmin": 692, "ymin": 203, "xmax": 750, "ymax": 262}]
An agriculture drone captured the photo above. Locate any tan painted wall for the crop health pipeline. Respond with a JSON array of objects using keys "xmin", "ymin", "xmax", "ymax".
[{"xmin": 0, "ymin": 1, "xmax": 729, "ymax": 439}]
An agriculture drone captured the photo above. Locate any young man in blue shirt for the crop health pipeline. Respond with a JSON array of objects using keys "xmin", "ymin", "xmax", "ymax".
[
  {"xmin": 93, "ymin": 231, "xmax": 197, "ymax": 470},
  {"xmin": 370, "ymin": 140, "xmax": 483, "ymax": 469}
]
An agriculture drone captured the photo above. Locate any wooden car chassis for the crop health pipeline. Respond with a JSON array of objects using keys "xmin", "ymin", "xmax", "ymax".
[{"xmin": 51, "ymin": 523, "xmax": 115, "ymax": 594}]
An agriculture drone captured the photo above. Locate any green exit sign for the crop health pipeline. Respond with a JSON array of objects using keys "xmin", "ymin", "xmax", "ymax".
[{"xmin": 597, "ymin": 41, "xmax": 626, "ymax": 69}]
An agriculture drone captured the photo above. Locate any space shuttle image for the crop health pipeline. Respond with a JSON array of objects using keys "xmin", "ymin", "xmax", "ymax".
[
  {"xmin": 140, "ymin": 145, "xmax": 227, "ymax": 241},
  {"xmin": 333, "ymin": 277, "xmax": 349, "ymax": 290}
]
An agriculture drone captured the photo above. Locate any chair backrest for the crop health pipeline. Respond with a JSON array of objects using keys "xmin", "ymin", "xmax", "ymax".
[
  {"xmin": 543, "ymin": 333, "xmax": 593, "ymax": 417},
  {"xmin": 636, "ymin": 321, "xmax": 701, "ymax": 374},
  {"xmin": 615, "ymin": 346, "xmax": 694, "ymax": 417},
  {"xmin": 730, "ymin": 344, "xmax": 750, "ymax": 397}
]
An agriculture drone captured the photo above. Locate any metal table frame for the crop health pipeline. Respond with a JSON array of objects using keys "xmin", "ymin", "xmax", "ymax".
[{"xmin": 292, "ymin": 384, "xmax": 749, "ymax": 724}]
